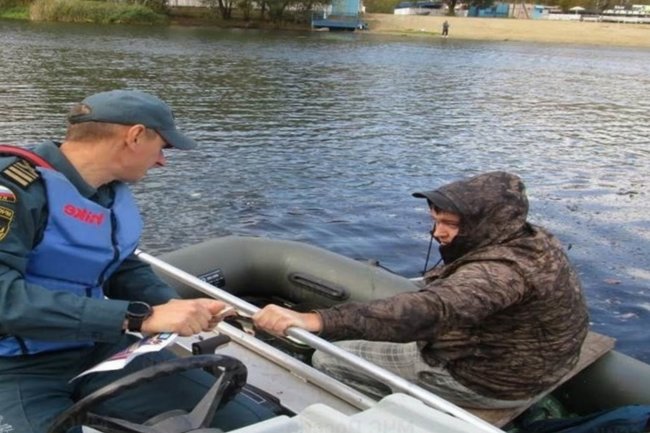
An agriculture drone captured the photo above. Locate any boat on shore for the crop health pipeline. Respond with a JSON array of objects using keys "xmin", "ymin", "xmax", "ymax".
[{"xmin": 58, "ymin": 235, "xmax": 650, "ymax": 432}]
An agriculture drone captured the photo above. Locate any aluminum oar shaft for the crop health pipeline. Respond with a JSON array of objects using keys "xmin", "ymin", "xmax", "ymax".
[{"xmin": 135, "ymin": 249, "xmax": 504, "ymax": 433}]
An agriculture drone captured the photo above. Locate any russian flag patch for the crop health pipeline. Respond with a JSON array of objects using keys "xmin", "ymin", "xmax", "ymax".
[{"xmin": 0, "ymin": 185, "xmax": 17, "ymax": 203}]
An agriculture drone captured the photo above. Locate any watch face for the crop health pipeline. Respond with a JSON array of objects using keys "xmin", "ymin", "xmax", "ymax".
[{"xmin": 128, "ymin": 302, "xmax": 151, "ymax": 318}]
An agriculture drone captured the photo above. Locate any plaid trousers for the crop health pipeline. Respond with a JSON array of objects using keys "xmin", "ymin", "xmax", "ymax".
[{"xmin": 311, "ymin": 340, "xmax": 529, "ymax": 409}]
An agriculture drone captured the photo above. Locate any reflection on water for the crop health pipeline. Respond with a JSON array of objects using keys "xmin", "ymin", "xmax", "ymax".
[{"xmin": 1, "ymin": 19, "xmax": 649, "ymax": 361}]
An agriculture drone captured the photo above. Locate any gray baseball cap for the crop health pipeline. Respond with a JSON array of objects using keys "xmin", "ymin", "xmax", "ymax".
[{"xmin": 67, "ymin": 90, "xmax": 197, "ymax": 150}]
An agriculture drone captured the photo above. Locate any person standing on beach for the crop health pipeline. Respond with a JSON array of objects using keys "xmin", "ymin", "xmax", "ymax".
[{"xmin": 442, "ymin": 20, "xmax": 450, "ymax": 37}]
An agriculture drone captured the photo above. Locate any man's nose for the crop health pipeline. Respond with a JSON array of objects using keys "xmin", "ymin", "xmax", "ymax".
[{"xmin": 155, "ymin": 150, "xmax": 167, "ymax": 167}]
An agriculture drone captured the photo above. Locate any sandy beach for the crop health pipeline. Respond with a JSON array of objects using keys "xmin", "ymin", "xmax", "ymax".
[{"xmin": 364, "ymin": 13, "xmax": 650, "ymax": 48}]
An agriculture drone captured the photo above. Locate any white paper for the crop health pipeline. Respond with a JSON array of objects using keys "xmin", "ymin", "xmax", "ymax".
[{"xmin": 71, "ymin": 332, "xmax": 178, "ymax": 382}]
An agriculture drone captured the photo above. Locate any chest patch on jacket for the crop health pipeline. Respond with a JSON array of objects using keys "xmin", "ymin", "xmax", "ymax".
[
  {"xmin": 0, "ymin": 206, "xmax": 15, "ymax": 241},
  {"xmin": 1, "ymin": 160, "xmax": 40, "ymax": 188}
]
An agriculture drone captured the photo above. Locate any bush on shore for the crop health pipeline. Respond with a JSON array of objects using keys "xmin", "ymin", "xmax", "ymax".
[
  {"xmin": 0, "ymin": 0, "xmax": 29, "ymax": 6},
  {"xmin": 0, "ymin": 0, "xmax": 28, "ymax": 18},
  {"xmin": 30, "ymin": 0, "xmax": 168, "ymax": 24},
  {"xmin": 0, "ymin": 6, "xmax": 28, "ymax": 19}
]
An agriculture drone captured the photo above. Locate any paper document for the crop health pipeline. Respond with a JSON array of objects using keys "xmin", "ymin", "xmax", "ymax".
[{"xmin": 71, "ymin": 332, "xmax": 178, "ymax": 381}]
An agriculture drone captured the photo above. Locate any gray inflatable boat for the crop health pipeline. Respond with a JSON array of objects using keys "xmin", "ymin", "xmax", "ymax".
[{"xmin": 149, "ymin": 235, "xmax": 650, "ymax": 432}]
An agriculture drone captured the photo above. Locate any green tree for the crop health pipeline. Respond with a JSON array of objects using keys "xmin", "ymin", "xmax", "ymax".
[
  {"xmin": 236, "ymin": 0, "xmax": 253, "ymax": 19},
  {"xmin": 266, "ymin": 0, "xmax": 293, "ymax": 21},
  {"xmin": 445, "ymin": 0, "xmax": 457, "ymax": 15},
  {"xmin": 202, "ymin": 0, "xmax": 234, "ymax": 19}
]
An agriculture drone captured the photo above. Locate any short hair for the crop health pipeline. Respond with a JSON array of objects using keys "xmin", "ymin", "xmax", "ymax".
[
  {"xmin": 65, "ymin": 121, "xmax": 127, "ymax": 142},
  {"xmin": 65, "ymin": 103, "xmax": 126, "ymax": 142}
]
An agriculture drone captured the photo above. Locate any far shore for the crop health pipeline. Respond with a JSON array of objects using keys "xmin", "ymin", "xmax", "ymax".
[
  {"xmin": 363, "ymin": 13, "xmax": 650, "ymax": 48},
  {"xmin": 4, "ymin": 5, "xmax": 650, "ymax": 49}
]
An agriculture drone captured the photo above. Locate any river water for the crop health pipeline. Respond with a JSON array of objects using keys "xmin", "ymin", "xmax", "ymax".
[{"xmin": 1, "ymin": 19, "xmax": 649, "ymax": 362}]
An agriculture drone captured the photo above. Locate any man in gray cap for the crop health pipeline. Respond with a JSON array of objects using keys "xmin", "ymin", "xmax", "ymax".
[
  {"xmin": 253, "ymin": 171, "xmax": 589, "ymax": 409},
  {"xmin": 0, "ymin": 90, "xmax": 274, "ymax": 432}
]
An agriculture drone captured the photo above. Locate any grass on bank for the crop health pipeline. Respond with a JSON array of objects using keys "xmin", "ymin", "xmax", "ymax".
[
  {"xmin": 364, "ymin": 0, "xmax": 399, "ymax": 13},
  {"xmin": 0, "ymin": 0, "xmax": 28, "ymax": 19},
  {"xmin": 0, "ymin": 5, "xmax": 28, "ymax": 19},
  {"xmin": 29, "ymin": 0, "xmax": 167, "ymax": 25}
]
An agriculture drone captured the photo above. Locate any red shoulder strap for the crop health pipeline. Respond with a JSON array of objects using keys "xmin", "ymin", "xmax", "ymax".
[{"xmin": 0, "ymin": 145, "xmax": 54, "ymax": 169}]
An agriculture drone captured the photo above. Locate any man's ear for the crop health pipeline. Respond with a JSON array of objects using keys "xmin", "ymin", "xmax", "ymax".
[{"xmin": 124, "ymin": 124, "xmax": 147, "ymax": 149}]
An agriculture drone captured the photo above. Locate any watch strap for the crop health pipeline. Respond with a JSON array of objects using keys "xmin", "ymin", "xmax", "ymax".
[{"xmin": 126, "ymin": 301, "xmax": 152, "ymax": 332}]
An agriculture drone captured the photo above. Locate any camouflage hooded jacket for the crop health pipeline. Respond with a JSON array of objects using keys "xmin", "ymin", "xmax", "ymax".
[{"xmin": 317, "ymin": 172, "xmax": 589, "ymax": 400}]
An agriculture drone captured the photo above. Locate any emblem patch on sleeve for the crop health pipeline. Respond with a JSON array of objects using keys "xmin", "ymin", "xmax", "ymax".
[
  {"xmin": 0, "ymin": 206, "xmax": 14, "ymax": 241},
  {"xmin": 0, "ymin": 185, "xmax": 17, "ymax": 203}
]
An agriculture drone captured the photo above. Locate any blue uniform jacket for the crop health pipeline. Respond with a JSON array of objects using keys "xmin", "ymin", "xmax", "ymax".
[{"xmin": 0, "ymin": 142, "xmax": 178, "ymax": 357}]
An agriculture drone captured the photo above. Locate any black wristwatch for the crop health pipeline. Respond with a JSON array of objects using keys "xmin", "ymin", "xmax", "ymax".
[{"xmin": 126, "ymin": 301, "xmax": 153, "ymax": 332}]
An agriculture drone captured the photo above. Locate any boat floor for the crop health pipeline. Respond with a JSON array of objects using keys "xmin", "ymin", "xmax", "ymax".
[
  {"xmin": 173, "ymin": 330, "xmax": 365, "ymax": 415},
  {"xmin": 174, "ymin": 330, "xmax": 615, "ymax": 429},
  {"xmin": 469, "ymin": 331, "xmax": 616, "ymax": 427}
]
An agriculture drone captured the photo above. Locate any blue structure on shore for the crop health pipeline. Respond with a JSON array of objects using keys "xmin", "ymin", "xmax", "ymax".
[
  {"xmin": 312, "ymin": 0, "xmax": 367, "ymax": 31},
  {"xmin": 468, "ymin": 2, "xmax": 509, "ymax": 17}
]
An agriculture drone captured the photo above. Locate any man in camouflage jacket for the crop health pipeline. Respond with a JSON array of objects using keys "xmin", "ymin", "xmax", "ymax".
[{"xmin": 253, "ymin": 171, "xmax": 589, "ymax": 408}]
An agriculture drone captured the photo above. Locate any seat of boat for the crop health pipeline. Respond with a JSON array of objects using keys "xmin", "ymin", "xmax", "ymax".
[
  {"xmin": 230, "ymin": 393, "xmax": 478, "ymax": 433},
  {"xmin": 468, "ymin": 331, "xmax": 616, "ymax": 427}
]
